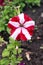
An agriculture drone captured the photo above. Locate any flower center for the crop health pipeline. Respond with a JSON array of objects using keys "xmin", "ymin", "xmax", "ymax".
[{"xmin": 20, "ymin": 24, "xmax": 23, "ymax": 27}]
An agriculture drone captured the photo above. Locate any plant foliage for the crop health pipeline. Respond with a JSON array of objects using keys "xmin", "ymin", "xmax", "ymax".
[
  {"xmin": 25, "ymin": 0, "xmax": 41, "ymax": 7},
  {"xmin": 0, "ymin": 37, "xmax": 22, "ymax": 65},
  {"xmin": 0, "ymin": 0, "xmax": 40, "ymax": 32},
  {"xmin": 0, "ymin": 36, "xmax": 7, "ymax": 46}
]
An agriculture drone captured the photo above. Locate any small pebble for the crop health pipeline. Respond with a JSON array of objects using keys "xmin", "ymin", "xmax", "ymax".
[
  {"xmin": 41, "ymin": 13, "xmax": 43, "ymax": 17},
  {"xmin": 32, "ymin": 10, "xmax": 36, "ymax": 13},
  {"xmin": 25, "ymin": 52, "xmax": 31, "ymax": 61},
  {"xmin": 37, "ymin": 36, "xmax": 41, "ymax": 40}
]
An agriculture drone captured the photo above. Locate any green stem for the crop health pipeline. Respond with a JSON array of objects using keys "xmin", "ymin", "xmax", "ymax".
[{"xmin": 14, "ymin": 6, "xmax": 20, "ymax": 15}]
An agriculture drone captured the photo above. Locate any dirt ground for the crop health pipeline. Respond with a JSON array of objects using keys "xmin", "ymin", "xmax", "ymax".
[{"xmin": 21, "ymin": 3, "xmax": 43, "ymax": 65}]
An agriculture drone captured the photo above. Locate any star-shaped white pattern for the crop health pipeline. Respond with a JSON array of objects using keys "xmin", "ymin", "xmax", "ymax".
[{"xmin": 8, "ymin": 13, "xmax": 35, "ymax": 41}]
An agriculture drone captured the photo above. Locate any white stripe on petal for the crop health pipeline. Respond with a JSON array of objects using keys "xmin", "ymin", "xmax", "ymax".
[
  {"xmin": 22, "ymin": 28, "xmax": 31, "ymax": 40},
  {"xmin": 24, "ymin": 21, "xmax": 35, "ymax": 28},
  {"xmin": 10, "ymin": 28, "xmax": 21, "ymax": 40},
  {"xmin": 18, "ymin": 13, "xmax": 25, "ymax": 24},
  {"xmin": 9, "ymin": 21, "xmax": 20, "ymax": 27}
]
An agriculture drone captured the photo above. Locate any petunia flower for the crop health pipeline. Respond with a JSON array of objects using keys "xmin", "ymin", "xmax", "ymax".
[{"xmin": 8, "ymin": 13, "xmax": 35, "ymax": 41}]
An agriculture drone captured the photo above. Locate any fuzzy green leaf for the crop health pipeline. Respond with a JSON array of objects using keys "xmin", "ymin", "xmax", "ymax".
[
  {"xmin": 18, "ymin": 48, "xmax": 22, "ymax": 54},
  {"xmin": 12, "ymin": 48, "xmax": 17, "ymax": 55},
  {"xmin": 2, "ymin": 49, "xmax": 10, "ymax": 57},
  {"xmin": 7, "ymin": 43, "xmax": 15, "ymax": 50},
  {"xmin": 0, "ymin": 58, "xmax": 9, "ymax": 65}
]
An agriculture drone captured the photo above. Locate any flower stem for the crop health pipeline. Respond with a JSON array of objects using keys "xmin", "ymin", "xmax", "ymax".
[{"xmin": 14, "ymin": 6, "xmax": 20, "ymax": 15}]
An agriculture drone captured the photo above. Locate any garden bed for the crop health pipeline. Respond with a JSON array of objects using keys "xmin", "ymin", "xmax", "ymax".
[{"xmin": 0, "ymin": 2, "xmax": 43, "ymax": 65}]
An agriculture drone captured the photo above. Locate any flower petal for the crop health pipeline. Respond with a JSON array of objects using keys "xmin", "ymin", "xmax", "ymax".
[
  {"xmin": 26, "ymin": 26, "xmax": 35, "ymax": 35},
  {"xmin": 24, "ymin": 13, "xmax": 32, "ymax": 22},
  {"xmin": 22, "ymin": 28, "xmax": 31, "ymax": 40},
  {"xmin": 18, "ymin": 13, "xmax": 25, "ymax": 24},
  {"xmin": 8, "ymin": 21, "xmax": 20, "ymax": 28},
  {"xmin": 10, "ymin": 16, "xmax": 19, "ymax": 22},
  {"xmin": 24, "ymin": 21, "xmax": 35, "ymax": 28},
  {"xmin": 10, "ymin": 28, "xmax": 21, "ymax": 40}
]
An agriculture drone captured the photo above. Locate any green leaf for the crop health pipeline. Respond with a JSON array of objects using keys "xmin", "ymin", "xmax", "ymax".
[
  {"xmin": 15, "ymin": 56, "xmax": 22, "ymax": 64},
  {"xmin": 7, "ymin": 43, "xmax": 15, "ymax": 50},
  {"xmin": 12, "ymin": 48, "xmax": 17, "ymax": 55},
  {"xmin": 0, "ymin": 26, "xmax": 5, "ymax": 32},
  {"xmin": 15, "ymin": 61, "xmax": 20, "ymax": 64},
  {"xmin": 0, "ymin": 58, "xmax": 9, "ymax": 65},
  {"xmin": 9, "ymin": 37, "xmax": 16, "ymax": 44},
  {"xmin": 10, "ymin": 55, "xmax": 17, "ymax": 65},
  {"xmin": 2, "ymin": 49, "xmax": 10, "ymax": 57},
  {"xmin": 14, "ymin": 40, "xmax": 21, "ymax": 47},
  {"xmin": 18, "ymin": 48, "xmax": 22, "ymax": 54},
  {"xmin": 0, "ymin": 36, "xmax": 4, "ymax": 42},
  {"xmin": 17, "ymin": 56, "xmax": 22, "ymax": 61},
  {"xmin": 10, "ymin": 55, "xmax": 16, "ymax": 61},
  {"xmin": 9, "ymin": 37, "xmax": 20, "ymax": 47}
]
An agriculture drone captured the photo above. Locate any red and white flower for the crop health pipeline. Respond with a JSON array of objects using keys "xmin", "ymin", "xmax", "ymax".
[{"xmin": 8, "ymin": 13, "xmax": 35, "ymax": 41}]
